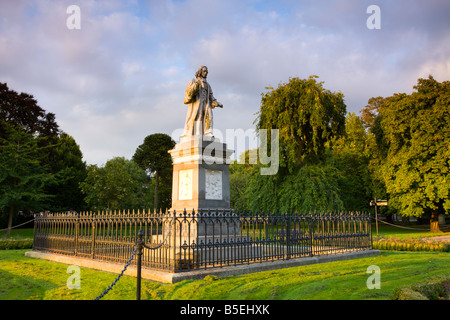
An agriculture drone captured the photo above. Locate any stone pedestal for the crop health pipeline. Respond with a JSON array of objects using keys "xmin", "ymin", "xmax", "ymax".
[
  {"xmin": 168, "ymin": 135, "xmax": 234, "ymax": 211},
  {"xmin": 166, "ymin": 135, "xmax": 252, "ymax": 269}
]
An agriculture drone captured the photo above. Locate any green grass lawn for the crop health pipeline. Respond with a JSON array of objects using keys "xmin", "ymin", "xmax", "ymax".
[
  {"xmin": 0, "ymin": 228, "xmax": 34, "ymax": 240},
  {"xmin": 372, "ymin": 221, "xmax": 449, "ymax": 240},
  {"xmin": 1, "ymin": 249, "xmax": 449, "ymax": 300}
]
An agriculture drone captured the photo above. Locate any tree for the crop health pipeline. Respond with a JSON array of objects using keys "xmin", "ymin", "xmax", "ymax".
[
  {"xmin": 255, "ymin": 76, "xmax": 346, "ymax": 171},
  {"xmin": 45, "ymin": 133, "xmax": 87, "ymax": 211},
  {"xmin": 79, "ymin": 157, "xmax": 148, "ymax": 211},
  {"xmin": 241, "ymin": 76, "xmax": 347, "ymax": 213},
  {"xmin": 0, "ymin": 83, "xmax": 89, "ymax": 225},
  {"xmin": 132, "ymin": 133, "xmax": 175, "ymax": 210},
  {"xmin": 229, "ymin": 149, "xmax": 257, "ymax": 211},
  {"xmin": 359, "ymin": 96, "xmax": 387, "ymax": 131},
  {"xmin": 243, "ymin": 161, "xmax": 345, "ymax": 213},
  {"xmin": 0, "ymin": 123, "xmax": 54, "ymax": 235},
  {"xmin": 0, "ymin": 82, "xmax": 59, "ymax": 138},
  {"xmin": 330, "ymin": 113, "xmax": 373, "ymax": 210},
  {"xmin": 374, "ymin": 76, "xmax": 450, "ymax": 231},
  {"xmin": 277, "ymin": 163, "xmax": 344, "ymax": 213}
]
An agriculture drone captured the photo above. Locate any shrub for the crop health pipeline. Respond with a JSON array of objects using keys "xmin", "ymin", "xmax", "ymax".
[
  {"xmin": 392, "ymin": 287, "xmax": 428, "ymax": 300},
  {"xmin": 373, "ymin": 238, "xmax": 450, "ymax": 252},
  {"xmin": 0, "ymin": 238, "xmax": 33, "ymax": 250},
  {"xmin": 392, "ymin": 275, "xmax": 450, "ymax": 300},
  {"xmin": 203, "ymin": 275, "xmax": 219, "ymax": 281}
]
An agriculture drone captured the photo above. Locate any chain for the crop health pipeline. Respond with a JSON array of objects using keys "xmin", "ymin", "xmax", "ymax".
[
  {"xmin": 93, "ymin": 246, "xmax": 138, "ymax": 300},
  {"xmin": 0, "ymin": 219, "xmax": 35, "ymax": 232},
  {"xmin": 142, "ymin": 222, "xmax": 173, "ymax": 250},
  {"xmin": 93, "ymin": 223, "xmax": 173, "ymax": 300},
  {"xmin": 371, "ymin": 217, "xmax": 450, "ymax": 231}
]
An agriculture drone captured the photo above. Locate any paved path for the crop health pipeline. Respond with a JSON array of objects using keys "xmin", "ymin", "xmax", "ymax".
[{"xmin": 425, "ymin": 235, "xmax": 450, "ymax": 242}]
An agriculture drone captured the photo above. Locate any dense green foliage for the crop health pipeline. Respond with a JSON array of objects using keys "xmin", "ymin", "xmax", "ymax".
[
  {"xmin": 0, "ymin": 82, "xmax": 59, "ymax": 138},
  {"xmin": 234, "ymin": 76, "xmax": 349, "ymax": 213},
  {"xmin": 133, "ymin": 133, "xmax": 175, "ymax": 211},
  {"xmin": 0, "ymin": 83, "xmax": 87, "ymax": 232},
  {"xmin": 232, "ymin": 77, "xmax": 371, "ymax": 212},
  {"xmin": 235, "ymin": 162, "xmax": 345, "ymax": 212},
  {"xmin": 0, "ymin": 238, "xmax": 33, "ymax": 250},
  {"xmin": 44, "ymin": 133, "xmax": 87, "ymax": 211},
  {"xmin": 392, "ymin": 275, "xmax": 450, "ymax": 300},
  {"xmin": 329, "ymin": 113, "xmax": 373, "ymax": 210},
  {"xmin": 0, "ymin": 123, "xmax": 54, "ymax": 231},
  {"xmin": 373, "ymin": 76, "xmax": 450, "ymax": 219},
  {"xmin": 256, "ymin": 76, "xmax": 346, "ymax": 169},
  {"xmin": 231, "ymin": 75, "xmax": 450, "ymax": 226},
  {"xmin": 80, "ymin": 157, "xmax": 149, "ymax": 211}
]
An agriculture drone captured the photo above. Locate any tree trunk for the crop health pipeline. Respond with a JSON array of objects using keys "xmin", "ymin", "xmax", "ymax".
[
  {"xmin": 385, "ymin": 214, "xmax": 393, "ymax": 224},
  {"xmin": 430, "ymin": 210, "xmax": 441, "ymax": 233},
  {"xmin": 154, "ymin": 171, "xmax": 159, "ymax": 211},
  {"xmin": 401, "ymin": 216, "xmax": 410, "ymax": 225},
  {"xmin": 6, "ymin": 206, "xmax": 14, "ymax": 237}
]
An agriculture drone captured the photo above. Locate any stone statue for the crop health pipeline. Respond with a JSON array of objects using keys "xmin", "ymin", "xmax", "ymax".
[{"xmin": 182, "ymin": 66, "xmax": 223, "ymax": 138}]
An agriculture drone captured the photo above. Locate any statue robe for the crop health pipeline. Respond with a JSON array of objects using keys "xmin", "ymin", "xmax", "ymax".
[{"xmin": 182, "ymin": 77, "xmax": 217, "ymax": 137}]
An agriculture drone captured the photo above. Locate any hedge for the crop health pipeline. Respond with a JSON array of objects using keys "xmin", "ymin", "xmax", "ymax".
[
  {"xmin": 0, "ymin": 238, "xmax": 33, "ymax": 250},
  {"xmin": 373, "ymin": 238, "xmax": 450, "ymax": 252}
]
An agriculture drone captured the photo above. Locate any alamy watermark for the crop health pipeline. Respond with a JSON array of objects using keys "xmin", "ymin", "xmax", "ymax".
[
  {"xmin": 366, "ymin": 5, "xmax": 381, "ymax": 30},
  {"xmin": 66, "ymin": 5, "xmax": 81, "ymax": 30},
  {"xmin": 171, "ymin": 126, "xmax": 279, "ymax": 176},
  {"xmin": 366, "ymin": 265, "xmax": 381, "ymax": 289},
  {"xmin": 67, "ymin": 265, "xmax": 81, "ymax": 289}
]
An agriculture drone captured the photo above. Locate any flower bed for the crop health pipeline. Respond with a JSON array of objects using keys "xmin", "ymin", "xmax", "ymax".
[{"xmin": 373, "ymin": 237, "xmax": 450, "ymax": 252}]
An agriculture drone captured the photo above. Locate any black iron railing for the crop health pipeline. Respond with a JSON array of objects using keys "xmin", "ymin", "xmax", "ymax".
[{"xmin": 33, "ymin": 209, "xmax": 372, "ymax": 273}]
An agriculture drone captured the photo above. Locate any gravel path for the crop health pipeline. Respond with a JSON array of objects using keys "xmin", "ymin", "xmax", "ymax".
[{"xmin": 425, "ymin": 235, "xmax": 450, "ymax": 242}]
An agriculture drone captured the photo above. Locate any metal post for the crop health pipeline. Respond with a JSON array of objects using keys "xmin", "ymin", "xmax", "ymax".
[
  {"xmin": 91, "ymin": 219, "xmax": 96, "ymax": 259},
  {"xmin": 32, "ymin": 214, "xmax": 37, "ymax": 251},
  {"xmin": 308, "ymin": 214, "xmax": 313, "ymax": 257},
  {"xmin": 285, "ymin": 213, "xmax": 290, "ymax": 260},
  {"xmin": 172, "ymin": 211, "xmax": 177, "ymax": 272},
  {"xmin": 374, "ymin": 197, "xmax": 379, "ymax": 236},
  {"xmin": 136, "ymin": 229, "xmax": 144, "ymax": 300},
  {"xmin": 75, "ymin": 212, "xmax": 79, "ymax": 256}
]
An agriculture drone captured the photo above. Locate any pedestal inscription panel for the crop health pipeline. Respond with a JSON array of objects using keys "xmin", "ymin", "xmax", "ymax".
[
  {"xmin": 205, "ymin": 169, "xmax": 222, "ymax": 200},
  {"xmin": 178, "ymin": 169, "xmax": 193, "ymax": 200}
]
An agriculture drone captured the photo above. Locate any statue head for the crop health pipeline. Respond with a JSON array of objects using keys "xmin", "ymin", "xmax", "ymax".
[{"xmin": 195, "ymin": 65, "xmax": 208, "ymax": 79}]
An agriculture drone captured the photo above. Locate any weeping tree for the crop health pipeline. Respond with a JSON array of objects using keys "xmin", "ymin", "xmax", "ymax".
[
  {"xmin": 255, "ymin": 75, "xmax": 346, "ymax": 171},
  {"xmin": 245, "ymin": 76, "xmax": 347, "ymax": 212}
]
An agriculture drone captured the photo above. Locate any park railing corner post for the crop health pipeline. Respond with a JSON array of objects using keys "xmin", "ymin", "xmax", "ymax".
[
  {"xmin": 308, "ymin": 213, "xmax": 313, "ymax": 257},
  {"xmin": 172, "ymin": 210, "xmax": 177, "ymax": 272},
  {"xmin": 32, "ymin": 213, "xmax": 37, "ymax": 251},
  {"xmin": 136, "ymin": 229, "xmax": 144, "ymax": 301},
  {"xmin": 75, "ymin": 212, "xmax": 79, "ymax": 256},
  {"xmin": 91, "ymin": 214, "xmax": 96, "ymax": 260},
  {"xmin": 285, "ymin": 213, "xmax": 291, "ymax": 260}
]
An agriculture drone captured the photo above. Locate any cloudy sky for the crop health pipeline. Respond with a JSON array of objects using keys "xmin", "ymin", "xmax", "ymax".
[{"xmin": 1, "ymin": 0, "xmax": 449, "ymax": 165}]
